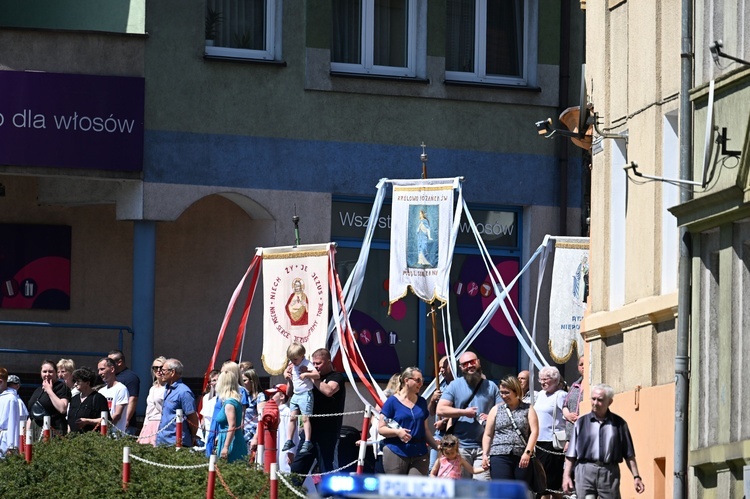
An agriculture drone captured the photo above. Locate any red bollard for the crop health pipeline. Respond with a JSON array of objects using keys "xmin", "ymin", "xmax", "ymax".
[
  {"xmin": 206, "ymin": 455, "xmax": 216, "ymax": 499},
  {"xmin": 270, "ymin": 463, "xmax": 278, "ymax": 499},
  {"xmin": 357, "ymin": 405, "xmax": 372, "ymax": 474},
  {"xmin": 176, "ymin": 409, "xmax": 184, "ymax": 448},
  {"xmin": 122, "ymin": 447, "xmax": 130, "ymax": 490},
  {"xmin": 24, "ymin": 433, "xmax": 32, "ymax": 463},
  {"xmin": 101, "ymin": 411, "xmax": 109, "ymax": 436},
  {"xmin": 261, "ymin": 397, "xmax": 280, "ymax": 473},
  {"xmin": 19, "ymin": 421, "xmax": 25, "ymax": 455},
  {"xmin": 42, "ymin": 416, "xmax": 51, "ymax": 442}
]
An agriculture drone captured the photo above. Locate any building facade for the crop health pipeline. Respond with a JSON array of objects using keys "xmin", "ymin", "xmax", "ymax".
[
  {"xmin": 581, "ymin": 0, "xmax": 680, "ymax": 497},
  {"xmin": 0, "ymin": 1, "xmax": 585, "ymax": 417},
  {"xmin": 583, "ymin": 0, "xmax": 750, "ymax": 497},
  {"xmin": 670, "ymin": 2, "xmax": 750, "ymax": 497}
]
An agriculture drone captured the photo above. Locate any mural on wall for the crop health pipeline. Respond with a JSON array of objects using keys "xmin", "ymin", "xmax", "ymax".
[{"xmin": 0, "ymin": 224, "xmax": 72, "ymax": 310}]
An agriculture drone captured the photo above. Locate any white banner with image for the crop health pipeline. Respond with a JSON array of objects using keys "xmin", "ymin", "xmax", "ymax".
[
  {"xmin": 262, "ymin": 244, "xmax": 330, "ymax": 375},
  {"xmin": 548, "ymin": 238, "xmax": 589, "ymax": 363},
  {"xmin": 389, "ymin": 178, "xmax": 459, "ymax": 307}
]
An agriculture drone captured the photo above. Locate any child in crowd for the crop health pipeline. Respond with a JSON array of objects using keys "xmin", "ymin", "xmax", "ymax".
[
  {"xmin": 429, "ymin": 434, "xmax": 485, "ymax": 479},
  {"xmin": 264, "ymin": 383, "xmax": 298, "ymax": 472},
  {"xmin": 281, "ymin": 342, "xmax": 319, "ymax": 454}
]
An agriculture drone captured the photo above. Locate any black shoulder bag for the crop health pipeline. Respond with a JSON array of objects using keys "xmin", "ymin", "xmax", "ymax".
[
  {"xmin": 444, "ymin": 379, "xmax": 484, "ymax": 435},
  {"xmin": 503, "ymin": 404, "xmax": 547, "ymax": 494}
]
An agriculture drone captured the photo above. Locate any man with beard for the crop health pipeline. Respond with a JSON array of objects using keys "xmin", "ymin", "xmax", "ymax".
[{"xmin": 437, "ymin": 351, "xmax": 500, "ymax": 480}]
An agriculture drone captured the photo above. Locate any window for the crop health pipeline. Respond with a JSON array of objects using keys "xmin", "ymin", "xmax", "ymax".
[
  {"xmin": 331, "ymin": 0, "xmax": 423, "ymax": 78},
  {"xmin": 445, "ymin": 0, "xmax": 536, "ymax": 86},
  {"xmin": 205, "ymin": 0, "xmax": 281, "ymax": 61}
]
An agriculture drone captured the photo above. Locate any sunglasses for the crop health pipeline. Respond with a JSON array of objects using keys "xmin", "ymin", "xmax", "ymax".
[
  {"xmin": 460, "ymin": 358, "xmax": 478, "ymax": 368},
  {"xmin": 440, "ymin": 442, "xmax": 457, "ymax": 448},
  {"xmin": 410, "ymin": 377, "xmax": 424, "ymax": 383},
  {"xmin": 152, "ymin": 366, "xmax": 163, "ymax": 372}
]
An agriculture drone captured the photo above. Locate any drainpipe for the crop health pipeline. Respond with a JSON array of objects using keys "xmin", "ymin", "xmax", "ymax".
[
  {"xmin": 674, "ymin": 0, "xmax": 693, "ymax": 495},
  {"xmin": 557, "ymin": 0, "xmax": 571, "ymax": 237}
]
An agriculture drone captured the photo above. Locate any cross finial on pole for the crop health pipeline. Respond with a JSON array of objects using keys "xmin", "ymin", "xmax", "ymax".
[
  {"xmin": 292, "ymin": 205, "xmax": 301, "ymax": 247},
  {"xmin": 420, "ymin": 142, "xmax": 428, "ymax": 179}
]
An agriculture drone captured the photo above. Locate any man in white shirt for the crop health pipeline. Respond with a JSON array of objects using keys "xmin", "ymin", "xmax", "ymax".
[
  {"xmin": 97, "ymin": 358, "xmax": 130, "ymax": 434},
  {"xmin": 7, "ymin": 375, "xmax": 28, "ymax": 420},
  {"xmin": 0, "ymin": 368, "xmax": 21, "ymax": 455}
]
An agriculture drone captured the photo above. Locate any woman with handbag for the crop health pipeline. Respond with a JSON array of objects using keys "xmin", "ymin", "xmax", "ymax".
[
  {"xmin": 27, "ymin": 359, "xmax": 72, "ymax": 438},
  {"xmin": 481, "ymin": 376, "xmax": 540, "ymax": 490},
  {"xmin": 378, "ymin": 367, "xmax": 439, "ymax": 475},
  {"xmin": 533, "ymin": 366, "xmax": 567, "ymax": 499}
]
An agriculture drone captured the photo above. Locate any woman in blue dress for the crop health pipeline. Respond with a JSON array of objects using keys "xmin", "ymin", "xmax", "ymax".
[
  {"xmin": 214, "ymin": 370, "xmax": 247, "ymax": 463},
  {"xmin": 378, "ymin": 367, "xmax": 438, "ymax": 475}
]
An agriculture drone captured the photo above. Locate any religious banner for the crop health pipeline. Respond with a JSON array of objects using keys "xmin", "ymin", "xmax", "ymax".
[
  {"xmin": 262, "ymin": 244, "xmax": 330, "ymax": 374},
  {"xmin": 389, "ymin": 178, "xmax": 457, "ymax": 307},
  {"xmin": 548, "ymin": 238, "xmax": 589, "ymax": 363}
]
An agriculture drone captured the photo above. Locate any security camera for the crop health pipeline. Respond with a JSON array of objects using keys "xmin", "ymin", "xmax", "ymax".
[{"xmin": 535, "ymin": 118, "xmax": 552, "ymax": 135}]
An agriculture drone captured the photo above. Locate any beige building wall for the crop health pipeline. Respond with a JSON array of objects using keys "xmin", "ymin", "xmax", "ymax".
[{"xmin": 581, "ymin": 1, "xmax": 681, "ymax": 497}]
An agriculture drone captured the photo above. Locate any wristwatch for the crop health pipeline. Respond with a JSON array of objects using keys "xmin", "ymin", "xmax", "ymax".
[
  {"xmin": 633, "ymin": 475, "xmax": 641, "ymax": 480},
  {"xmin": 525, "ymin": 449, "xmax": 532, "ymax": 455}
]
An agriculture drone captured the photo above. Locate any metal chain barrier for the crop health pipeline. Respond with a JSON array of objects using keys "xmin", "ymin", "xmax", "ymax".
[
  {"xmin": 107, "ymin": 416, "xmax": 177, "ymax": 440},
  {"xmin": 129, "ymin": 452, "xmax": 211, "ymax": 470},
  {"xmin": 214, "ymin": 464, "xmax": 240, "ymax": 499},
  {"xmin": 275, "ymin": 471, "xmax": 310, "ymax": 499},
  {"xmin": 534, "ymin": 444, "xmax": 566, "ymax": 456},
  {"xmin": 532, "ymin": 444, "xmax": 567, "ymax": 495},
  {"xmin": 306, "ymin": 410, "xmax": 364, "ymax": 418},
  {"xmin": 294, "ymin": 459, "xmax": 359, "ymax": 478}
]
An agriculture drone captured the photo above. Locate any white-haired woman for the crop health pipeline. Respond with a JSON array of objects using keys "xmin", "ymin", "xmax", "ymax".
[{"xmin": 533, "ymin": 366, "xmax": 567, "ymax": 499}]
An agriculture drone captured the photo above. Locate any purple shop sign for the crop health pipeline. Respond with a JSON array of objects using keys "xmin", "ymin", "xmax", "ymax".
[{"xmin": 0, "ymin": 70, "xmax": 144, "ymax": 172}]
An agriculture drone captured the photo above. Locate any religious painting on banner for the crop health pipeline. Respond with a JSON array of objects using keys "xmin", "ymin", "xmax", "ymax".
[
  {"xmin": 389, "ymin": 178, "xmax": 457, "ymax": 308},
  {"xmin": 548, "ymin": 238, "xmax": 589, "ymax": 363},
  {"xmin": 262, "ymin": 244, "xmax": 330, "ymax": 375}
]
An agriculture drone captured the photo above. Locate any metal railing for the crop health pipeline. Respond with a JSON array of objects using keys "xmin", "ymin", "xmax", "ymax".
[{"xmin": 0, "ymin": 320, "xmax": 133, "ymax": 359}]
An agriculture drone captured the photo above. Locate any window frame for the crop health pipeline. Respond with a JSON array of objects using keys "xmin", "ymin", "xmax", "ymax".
[
  {"xmin": 204, "ymin": 0, "xmax": 282, "ymax": 62},
  {"xmin": 444, "ymin": 0, "xmax": 537, "ymax": 87},
  {"xmin": 330, "ymin": 0, "xmax": 424, "ymax": 78}
]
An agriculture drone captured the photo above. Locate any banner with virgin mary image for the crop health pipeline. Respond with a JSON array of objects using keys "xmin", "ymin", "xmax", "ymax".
[
  {"xmin": 548, "ymin": 238, "xmax": 589, "ymax": 363},
  {"xmin": 389, "ymin": 178, "xmax": 458, "ymax": 307},
  {"xmin": 262, "ymin": 243, "xmax": 330, "ymax": 375}
]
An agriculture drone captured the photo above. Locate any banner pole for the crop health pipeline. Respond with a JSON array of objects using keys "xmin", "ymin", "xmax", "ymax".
[
  {"xmin": 293, "ymin": 211, "xmax": 301, "ymax": 247},
  {"xmin": 420, "ymin": 142, "xmax": 440, "ymax": 382}
]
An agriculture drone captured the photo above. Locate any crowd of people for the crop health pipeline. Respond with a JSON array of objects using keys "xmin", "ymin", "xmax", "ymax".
[{"xmin": 0, "ymin": 346, "xmax": 644, "ymax": 498}]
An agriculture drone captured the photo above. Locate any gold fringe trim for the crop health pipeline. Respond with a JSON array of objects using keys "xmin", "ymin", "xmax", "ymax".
[
  {"xmin": 263, "ymin": 249, "xmax": 330, "ymax": 260},
  {"xmin": 261, "ymin": 353, "xmax": 287, "ymax": 376},
  {"xmin": 555, "ymin": 242, "xmax": 589, "ymax": 250},
  {"xmin": 393, "ymin": 185, "xmax": 454, "ymax": 192}
]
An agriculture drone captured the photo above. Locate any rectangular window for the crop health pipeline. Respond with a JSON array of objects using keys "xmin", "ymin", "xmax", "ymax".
[
  {"xmin": 445, "ymin": 0, "xmax": 536, "ymax": 86},
  {"xmin": 331, "ymin": 0, "xmax": 420, "ymax": 78},
  {"xmin": 205, "ymin": 0, "xmax": 281, "ymax": 61}
]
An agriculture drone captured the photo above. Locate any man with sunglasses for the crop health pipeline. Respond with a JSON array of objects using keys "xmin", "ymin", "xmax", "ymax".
[{"xmin": 436, "ymin": 352, "xmax": 500, "ymax": 480}]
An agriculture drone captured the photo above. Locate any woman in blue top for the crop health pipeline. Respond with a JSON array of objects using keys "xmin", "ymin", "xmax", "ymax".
[
  {"xmin": 214, "ymin": 370, "xmax": 247, "ymax": 463},
  {"xmin": 378, "ymin": 367, "xmax": 438, "ymax": 475}
]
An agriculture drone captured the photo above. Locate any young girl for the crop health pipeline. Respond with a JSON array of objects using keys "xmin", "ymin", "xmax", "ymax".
[{"xmin": 429, "ymin": 434, "xmax": 485, "ymax": 479}]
